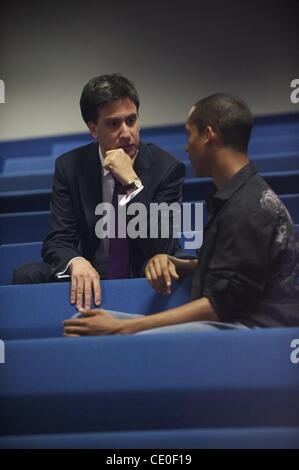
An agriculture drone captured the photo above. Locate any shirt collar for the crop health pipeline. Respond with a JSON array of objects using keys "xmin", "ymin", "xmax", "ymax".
[
  {"xmin": 206, "ymin": 161, "xmax": 257, "ymax": 216},
  {"xmin": 98, "ymin": 144, "xmax": 110, "ymax": 177},
  {"xmin": 213, "ymin": 160, "xmax": 257, "ymax": 201}
]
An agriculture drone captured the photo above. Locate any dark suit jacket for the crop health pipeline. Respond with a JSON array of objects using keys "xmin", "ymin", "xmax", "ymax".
[{"xmin": 42, "ymin": 141, "xmax": 185, "ymax": 278}]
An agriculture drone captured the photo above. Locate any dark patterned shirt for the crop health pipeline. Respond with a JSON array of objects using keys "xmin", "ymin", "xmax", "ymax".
[{"xmin": 191, "ymin": 161, "xmax": 299, "ymax": 327}]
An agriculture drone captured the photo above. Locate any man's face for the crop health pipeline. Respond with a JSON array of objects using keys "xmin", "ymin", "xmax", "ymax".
[
  {"xmin": 89, "ymin": 98, "xmax": 140, "ymax": 158},
  {"xmin": 185, "ymin": 120, "xmax": 210, "ymax": 177}
]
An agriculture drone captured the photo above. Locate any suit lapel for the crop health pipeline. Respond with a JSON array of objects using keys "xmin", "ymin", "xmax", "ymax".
[
  {"xmin": 133, "ymin": 141, "xmax": 154, "ymax": 181},
  {"xmin": 76, "ymin": 142, "xmax": 103, "ymax": 243}
]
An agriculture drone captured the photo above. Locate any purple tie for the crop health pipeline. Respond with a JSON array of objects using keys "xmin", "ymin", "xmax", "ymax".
[{"xmin": 108, "ymin": 177, "xmax": 130, "ymax": 279}]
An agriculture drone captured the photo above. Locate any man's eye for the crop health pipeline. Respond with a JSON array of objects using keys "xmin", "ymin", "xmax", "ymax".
[
  {"xmin": 107, "ymin": 121, "xmax": 119, "ymax": 129},
  {"xmin": 126, "ymin": 116, "xmax": 137, "ymax": 126}
]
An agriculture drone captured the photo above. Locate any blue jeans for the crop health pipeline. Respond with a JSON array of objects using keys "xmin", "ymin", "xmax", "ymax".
[{"xmin": 72, "ymin": 310, "xmax": 250, "ymax": 334}]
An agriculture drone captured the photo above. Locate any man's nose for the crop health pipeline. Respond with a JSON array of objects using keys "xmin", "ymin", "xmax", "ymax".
[{"xmin": 119, "ymin": 123, "xmax": 131, "ymax": 139}]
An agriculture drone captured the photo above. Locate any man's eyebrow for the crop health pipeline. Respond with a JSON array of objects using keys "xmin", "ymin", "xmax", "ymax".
[
  {"xmin": 105, "ymin": 117, "xmax": 121, "ymax": 122},
  {"xmin": 105, "ymin": 113, "xmax": 137, "ymax": 122}
]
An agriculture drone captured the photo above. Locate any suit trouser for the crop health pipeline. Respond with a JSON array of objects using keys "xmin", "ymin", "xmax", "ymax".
[{"xmin": 12, "ymin": 261, "xmax": 53, "ymax": 284}]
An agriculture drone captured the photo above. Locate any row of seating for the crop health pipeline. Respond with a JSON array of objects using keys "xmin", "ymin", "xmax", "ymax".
[
  {"xmin": 1, "ymin": 193, "xmax": 298, "ymax": 245},
  {"xmin": 1, "ymin": 224, "xmax": 299, "ymax": 285},
  {"xmin": 1, "ymin": 170, "xmax": 298, "ymax": 213},
  {"xmin": 0, "ymin": 115, "xmax": 298, "ymax": 448},
  {"xmin": 2, "ymin": 138, "xmax": 299, "ymax": 174},
  {"xmin": 1, "ymin": 151, "xmax": 298, "ymax": 193},
  {"xmin": 3, "ymin": 221, "xmax": 299, "ymax": 285},
  {"xmin": 2, "ymin": 427, "xmax": 299, "ymax": 449},
  {"xmin": 0, "ymin": 278, "xmax": 298, "ymax": 447},
  {"xmin": 0, "ymin": 230, "xmax": 201, "ymax": 285},
  {"xmin": 1, "ymin": 113, "xmax": 298, "ymax": 161},
  {"xmin": 1, "ymin": 116, "xmax": 299, "ymax": 170}
]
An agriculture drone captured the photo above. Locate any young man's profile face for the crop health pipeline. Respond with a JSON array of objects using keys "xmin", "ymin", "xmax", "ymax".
[{"xmin": 89, "ymin": 97, "xmax": 140, "ymax": 158}]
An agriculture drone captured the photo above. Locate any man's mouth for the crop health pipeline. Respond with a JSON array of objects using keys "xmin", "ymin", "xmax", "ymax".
[
  {"xmin": 121, "ymin": 144, "xmax": 135, "ymax": 151},
  {"xmin": 121, "ymin": 144, "xmax": 137, "ymax": 156}
]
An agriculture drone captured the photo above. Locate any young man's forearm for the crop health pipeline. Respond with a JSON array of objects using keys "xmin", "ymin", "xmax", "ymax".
[{"xmin": 121, "ymin": 296, "xmax": 220, "ymax": 334}]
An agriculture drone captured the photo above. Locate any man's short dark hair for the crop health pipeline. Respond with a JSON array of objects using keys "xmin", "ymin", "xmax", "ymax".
[
  {"xmin": 189, "ymin": 93, "xmax": 253, "ymax": 153},
  {"xmin": 80, "ymin": 74, "xmax": 140, "ymax": 124}
]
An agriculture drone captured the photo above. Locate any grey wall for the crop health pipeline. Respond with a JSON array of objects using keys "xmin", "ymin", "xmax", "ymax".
[{"xmin": 0, "ymin": 0, "xmax": 298, "ymax": 141}]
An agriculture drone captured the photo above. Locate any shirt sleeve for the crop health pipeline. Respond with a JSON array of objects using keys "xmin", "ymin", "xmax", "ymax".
[
  {"xmin": 56, "ymin": 256, "xmax": 85, "ymax": 279},
  {"xmin": 119, "ymin": 185, "xmax": 144, "ymax": 207},
  {"xmin": 201, "ymin": 207, "xmax": 275, "ymax": 322}
]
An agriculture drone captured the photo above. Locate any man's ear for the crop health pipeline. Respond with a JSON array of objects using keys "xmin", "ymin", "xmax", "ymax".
[
  {"xmin": 87, "ymin": 121, "xmax": 98, "ymax": 140},
  {"xmin": 136, "ymin": 112, "xmax": 141, "ymax": 132},
  {"xmin": 205, "ymin": 126, "xmax": 217, "ymax": 144}
]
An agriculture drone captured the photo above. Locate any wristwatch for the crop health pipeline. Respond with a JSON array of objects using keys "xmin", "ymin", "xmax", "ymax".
[{"xmin": 122, "ymin": 177, "xmax": 142, "ymax": 192}]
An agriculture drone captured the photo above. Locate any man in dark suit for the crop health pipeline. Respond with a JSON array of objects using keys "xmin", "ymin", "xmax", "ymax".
[{"xmin": 13, "ymin": 74, "xmax": 185, "ymax": 310}]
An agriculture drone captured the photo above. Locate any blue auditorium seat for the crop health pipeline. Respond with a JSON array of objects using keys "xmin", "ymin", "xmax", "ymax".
[
  {"xmin": 0, "ymin": 242, "xmax": 42, "ymax": 284},
  {"xmin": 140, "ymin": 128, "xmax": 186, "ymax": 149},
  {"xmin": 1, "ymin": 427, "xmax": 299, "ymax": 449},
  {"xmin": 182, "ymin": 172, "xmax": 299, "ymax": 201},
  {"xmin": 0, "ymin": 189, "xmax": 52, "ymax": 213},
  {"xmin": 2, "ymin": 155, "xmax": 56, "ymax": 174},
  {"xmin": 184, "ymin": 154, "xmax": 299, "ymax": 178},
  {"xmin": 163, "ymin": 136, "xmax": 299, "ymax": 163},
  {"xmin": 0, "ymin": 327, "xmax": 298, "ymax": 437},
  {"xmin": 251, "ymin": 116, "xmax": 299, "ymax": 138},
  {"xmin": 52, "ymin": 140, "xmax": 92, "ymax": 156},
  {"xmin": 0, "ymin": 211, "xmax": 50, "ymax": 244},
  {"xmin": 254, "ymin": 153, "xmax": 299, "ymax": 172},
  {"xmin": 0, "ymin": 172, "xmax": 53, "ymax": 192},
  {"xmin": 248, "ymin": 135, "xmax": 299, "ymax": 156},
  {"xmin": 0, "ymin": 171, "xmax": 297, "ymax": 213}
]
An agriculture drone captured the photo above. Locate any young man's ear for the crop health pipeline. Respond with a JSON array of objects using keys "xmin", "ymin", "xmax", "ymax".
[{"xmin": 205, "ymin": 126, "xmax": 217, "ymax": 145}]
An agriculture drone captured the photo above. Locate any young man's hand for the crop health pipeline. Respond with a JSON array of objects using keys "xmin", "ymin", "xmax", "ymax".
[
  {"xmin": 145, "ymin": 254, "xmax": 179, "ymax": 295},
  {"xmin": 63, "ymin": 308, "xmax": 130, "ymax": 336},
  {"xmin": 69, "ymin": 258, "xmax": 101, "ymax": 309}
]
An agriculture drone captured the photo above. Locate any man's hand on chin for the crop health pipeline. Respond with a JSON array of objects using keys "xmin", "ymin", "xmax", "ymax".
[
  {"xmin": 103, "ymin": 148, "xmax": 138, "ymax": 186},
  {"xmin": 63, "ymin": 308, "xmax": 142, "ymax": 336}
]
